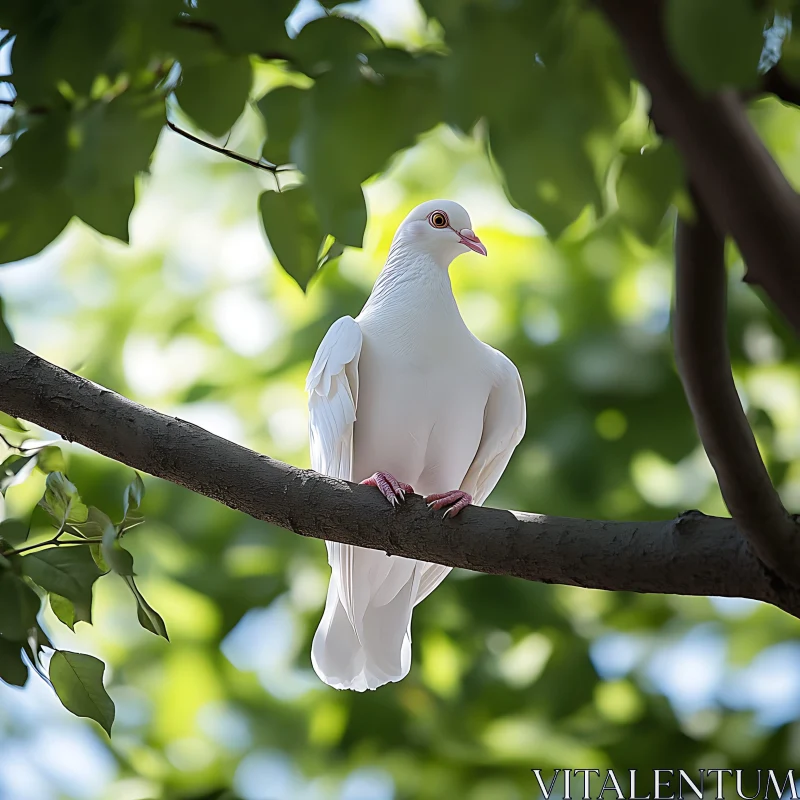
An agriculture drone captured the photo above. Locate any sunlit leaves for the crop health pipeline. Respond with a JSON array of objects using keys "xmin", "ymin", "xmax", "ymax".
[
  {"xmin": 665, "ymin": 0, "xmax": 765, "ymax": 91},
  {"xmin": 50, "ymin": 592, "xmax": 77, "ymax": 631},
  {"xmin": 0, "ymin": 411, "xmax": 26, "ymax": 433},
  {"xmin": 39, "ymin": 472, "xmax": 89, "ymax": 526},
  {"xmin": 36, "ymin": 445, "xmax": 67, "ymax": 475},
  {"xmin": 21, "ymin": 547, "xmax": 102, "ymax": 624},
  {"xmin": 49, "ymin": 651, "xmax": 115, "ymax": 735},
  {"xmin": 260, "ymin": 186, "xmax": 325, "ymax": 290},
  {"xmin": 176, "ymin": 56, "xmax": 252, "ymax": 138},
  {"xmin": 0, "ymin": 453, "xmax": 37, "ymax": 495}
]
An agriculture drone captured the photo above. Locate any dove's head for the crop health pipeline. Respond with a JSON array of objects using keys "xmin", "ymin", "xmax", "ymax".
[{"xmin": 392, "ymin": 199, "xmax": 487, "ymax": 267}]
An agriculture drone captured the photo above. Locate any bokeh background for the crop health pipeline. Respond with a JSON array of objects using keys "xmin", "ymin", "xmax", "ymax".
[{"xmin": 2, "ymin": 1, "xmax": 800, "ymax": 799}]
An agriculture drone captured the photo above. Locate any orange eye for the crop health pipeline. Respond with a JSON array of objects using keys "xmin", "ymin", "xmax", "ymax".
[{"xmin": 429, "ymin": 211, "xmax": 448, "ymax": 228}]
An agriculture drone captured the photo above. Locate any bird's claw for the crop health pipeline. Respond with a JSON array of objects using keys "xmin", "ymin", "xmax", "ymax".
[
  {"xmin": 425, "ymin": 490, "xmax": 472, "ymax": 518},
  {"xmin": 360, "ymin": 472, "xmax": 414, "ymax": 508}
]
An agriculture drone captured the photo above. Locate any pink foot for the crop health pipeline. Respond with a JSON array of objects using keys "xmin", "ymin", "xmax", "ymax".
[
  {"xmin": 360, "ymin": 472, "xmax": 414, "ymax": 507},
  {"xmin": 424, "ymin": 490, "xmax": 472, "ymax": 518}
]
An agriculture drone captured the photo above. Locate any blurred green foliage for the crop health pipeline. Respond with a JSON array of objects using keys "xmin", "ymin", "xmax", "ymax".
[{"xmin": 2, "ymin": 1, "xmax": 800, "ymax": 799}]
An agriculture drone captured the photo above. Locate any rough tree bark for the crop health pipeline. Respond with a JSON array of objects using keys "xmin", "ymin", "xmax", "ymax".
[
  {"xmin": 3, "ymin": 0, "xmax": 800, "ymax": 628},
  {"xmin": 674, "ymin": 194, "xmax": 800, "ymax": 582},
  {"xmin": 2, "ymin": 345, "xmax": 800, "ymax": 617}
]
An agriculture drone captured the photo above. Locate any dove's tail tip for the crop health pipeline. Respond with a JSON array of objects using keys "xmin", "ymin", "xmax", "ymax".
[{"xmin": 311, "ymin": 587, "xmax": 413, "ymax": 692}]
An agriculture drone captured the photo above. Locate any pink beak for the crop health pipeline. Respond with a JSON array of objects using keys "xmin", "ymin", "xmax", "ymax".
[{"xmin": 458, "ymin": 228, "xmax": 487, "ymax": 256}]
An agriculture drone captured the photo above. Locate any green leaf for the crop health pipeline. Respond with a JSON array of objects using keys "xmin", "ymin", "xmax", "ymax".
[
  {"xmin": 66, "ymin": 92, "xmax": 166, "ymax": 243},
  {"xmin": 35, "ymin": 445, "xmax": 67, "ymax": 475},
  {"xmin": 101, "ymin": 520, "xmax": 135, "ymax": 577},
  {"xmin": 0, "ymin": 572, "xmax": 40, "ymax": 641},
  {"xmin": 39, "ymin": 472, "xmax": 89, "ymax": 525},
  {"xmin": 257, "ymin": 85, "xmax": 308, "ymax": 165},
  {"xmin": 0, "ymin": 635, "xmax": 27, "ymax": 687},
  {"xmin": 0, "ymin": 411, "xmax": 26, "ymax": 433},
  {"xmin": 318, "ymin": 239, "xmax": 345, "ymax": 271},
  {"xmin": 50, "ymin": 593, "xmax": 76, "ymax": 631},
  {"xmin": 90, "ymin": 543, "xmax": 110, "ymax": 574},
  {"xmin": 1, "ymin": 453, "xmax": 37, "ymax": 495},
  {"xmin": 11, "ymin": 108, "xmax": 70, "ymax": 191},
  {"xmin": 71, "ymin": 506, "xmax": 113, "ymax": 539},
  {"xmin": 49, "ymin": 650, "xmax": 115, "ymax": 735},
  {"xmin": 259, "ymin": 186, "xmax": 325, "ymax": 290},
  {"xmin": 122, "ymin": 472, "xmax": 145, "ymax": 518},
  {"xmin": 293, "ymin": 50, "xmax": 440, "ymax": 245},
  {"xmin": 0, "ymin": 173, "xmax": 73, "ymax": 266},
  {"xmin": 291, "ymin": 16, "xmax": 380, "ymax": 76},
  {"xmin": 665, "ymin": 0, "xmax": 765, "ymax": 92},
  {"xmin": 616, "ymin": 143, "xmax": 685, "ymax": 245},
  {"xmin": 0, "ymin": 519, "xmax": 29, "ymax": 548},
  {"xmin": 21, "ymin": 546, "xmax": 102, "ymax": 624},
  {"xmin": 193, "ymin": 0, "xmax": 296, "ymax": 55},
  {"xmin": 8, "ymin": 0, "xmax": 123, "ymax": 104},
  {"xmin": 0, "ymin": 297, "xmax": 13, "ymax": 351},
  {"xmin": 176, "ymin": 56, "xmax": 252, "ymax": 138},
  {"xmin": 125, "ymin": 576, "xmax": 169, "ymax": 641}
]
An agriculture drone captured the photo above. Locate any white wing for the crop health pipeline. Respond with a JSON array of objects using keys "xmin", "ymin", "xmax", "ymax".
[
  {"xmin": 306, "ymin": 315, "xmax": 362, "ymax": 480},
  {"xmin": 461, "ymin": 347, "xmax": 526, "ymax": 506},
  {"xmin": 306, "ymin": 316, "xmax": 363, "ymax": 628},
  {"xmin": 414, "ymin": 348, "xmax": 526, "ymax": 606}
]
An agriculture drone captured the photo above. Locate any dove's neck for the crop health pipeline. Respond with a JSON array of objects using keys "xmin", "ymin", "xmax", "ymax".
[{"xmin": 358, "ymin": 244, "xmax": 468, "ymax": 340}]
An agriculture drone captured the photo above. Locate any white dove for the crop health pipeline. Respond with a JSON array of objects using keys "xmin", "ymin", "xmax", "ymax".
[{"xmin": 307, "ymin": 199, "xmax": 526, "ymax": 691}]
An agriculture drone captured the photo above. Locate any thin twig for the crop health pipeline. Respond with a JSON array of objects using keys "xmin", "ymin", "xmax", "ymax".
[
  {"xmin": 166, "ymin": 119, "xmax": 282, "ymax": 172},
  {"xmin": 7, "ymin": 536, "xmax": 103, "ymax": 558}
]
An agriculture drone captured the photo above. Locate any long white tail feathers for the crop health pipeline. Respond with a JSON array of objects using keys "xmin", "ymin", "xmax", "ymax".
[{"xmin": 312, "ymin": 546, "xmax": 450, "ymax": 691}]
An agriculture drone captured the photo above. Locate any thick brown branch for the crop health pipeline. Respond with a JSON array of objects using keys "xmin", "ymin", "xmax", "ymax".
[
  {"xmin": 1, "ymin": 346, "xmax": 800, "ymax": 616},
  {"xmin": 674, "ymin": 196, "xmax": 800, "ymax": 582},
  {"xmin": 597, "ymin": 0, "xmax": 800, "ymax": 339}
]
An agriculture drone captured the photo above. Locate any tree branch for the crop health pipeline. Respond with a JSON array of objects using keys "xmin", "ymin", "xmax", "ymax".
[
  {"xmin": 2, "ymin": 345, "xmax": 800, "ymax": 616},
  {"xmin": 597, "ymin": 0, "xmax": 800, "ymax": 339},
  {"xmin": 674, "ymin": 194, "xmax": 800, "ymax": 582},
  {"xmin": 166, "ymin": 119, "xmax": 286, "ymax": 174}
]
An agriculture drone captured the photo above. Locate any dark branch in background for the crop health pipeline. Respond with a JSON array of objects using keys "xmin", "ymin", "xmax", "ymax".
[
  {"xmin": 166, "ymin": 119, "xmax": 286, "ymax": 173},
  {"xmin": 2, "ymin": 345, "xmax": 800, "ymax": 618},
  {"xmin": 597, "ymin": 0, "xmax": 800, "ymax": 340},
  {"xmin": 674, "ymin": 194, "xmax": 800, "ymax": 583}
]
